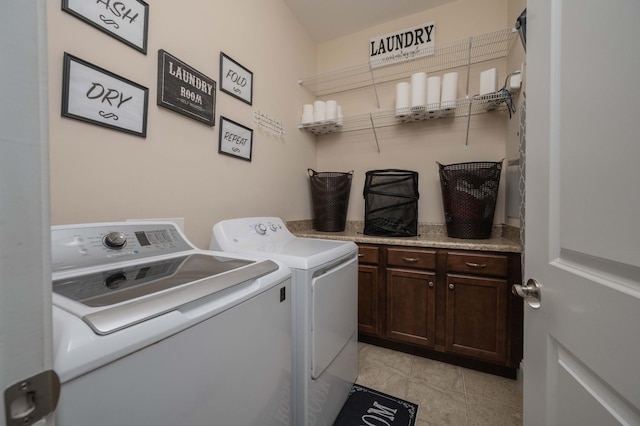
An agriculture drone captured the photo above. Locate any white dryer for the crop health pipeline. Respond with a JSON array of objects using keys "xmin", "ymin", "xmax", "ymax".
[
  {"xmin": 210, "ymin": 217, "xmax": 358, "ymax": 426},
  {"xmin": 52, "ymin": 221, "xmax": 293, "ymax": 426}
]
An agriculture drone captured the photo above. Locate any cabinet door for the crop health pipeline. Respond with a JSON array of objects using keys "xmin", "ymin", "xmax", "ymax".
[
  {"xmin": 358, "ymin": 264, "xmax": 380, "ymax": 336},
  {"xmin": 445, "ymin": 274, "xmax": 507, "ymax": 363},
  {"xmin": 386, "ymin": 268, "xmax": 436, "ymax": 348}
]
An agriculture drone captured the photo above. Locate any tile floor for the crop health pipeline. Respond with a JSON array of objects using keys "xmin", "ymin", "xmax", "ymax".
[{"xmin": 356, "ymin": 343, "xmax": 523, "ymax": 426}]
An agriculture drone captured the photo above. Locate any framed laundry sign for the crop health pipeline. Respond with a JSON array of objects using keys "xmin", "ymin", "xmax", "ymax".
[
  {"xmin": 157, "ymin": 50, "xmax": 217, "ymax": 126},
  {"xmin": 62, "ymin": 0, "xmax": 149, "ymax": 54},
  {"xmin": 220, "ymin": 53, "xmax": 253, "ymax": 105},
  {"xmin": 61, "ymin": 53, "xmax": 148, "ymax": 137},
  {"xmin": 218, "ymin": 117, "xmax": 253, "ymax": 162}
]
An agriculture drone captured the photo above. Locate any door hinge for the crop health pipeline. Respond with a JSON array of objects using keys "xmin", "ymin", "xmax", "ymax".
[{"xmin": 4, "ymin": 370, "xmax": 60, "ymax": 426}]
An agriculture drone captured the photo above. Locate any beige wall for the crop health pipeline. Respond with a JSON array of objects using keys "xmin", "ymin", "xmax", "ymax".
[
  {"xmin": 314, "ymin": 0, "xmax": 519, "ymax": 226},
  {"xmin": 47, "ymin": 0, "xmax": 318, "ymax": 248},
  {"xmin": 47, "ymin": 0, "xmax": 518, "ymax": 247}
]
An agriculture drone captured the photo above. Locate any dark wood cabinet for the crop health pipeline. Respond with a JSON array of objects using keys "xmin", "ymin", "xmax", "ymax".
[
  {"xmin": 445, "ymin": 251, "xmax": 510, "ymax": 363},
  {"xmin": 385, "ymin": 248, "xmax": 437, "ymax": 348},
  {"xmin": 386, "ymin": 267, "xmax": 436, "ymax": 347},
  {"xmin": 445, "ymin": 273, "xmax": 507, "ymax": 363},
  {"xmin": 356, "ymin": 243, "xmax": 523, "ymax": 378},
  {"xmin": 357, "ymin": 245, "xmax": 381, "ymax": 336}
]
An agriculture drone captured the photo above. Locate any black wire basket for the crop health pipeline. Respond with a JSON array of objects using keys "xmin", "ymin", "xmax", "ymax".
[
  {"xmin": 438, "ymin": 160, "xmax": 503, "ymax": 239},
  {"xmin": 363, "ymin": 169, "xmax": 419, "ymax": 237},
  {"xmin": 308, "ymin": 169, "xmax": 353, "ymax": 232}
]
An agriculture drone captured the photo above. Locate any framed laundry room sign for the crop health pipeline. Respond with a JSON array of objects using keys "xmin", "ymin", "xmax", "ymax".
[
  {"xmin": 61, "ymin": 53, "xmax": 149, "ymax": 137},
  {"xmin": 218, "ymin": 116, "xmax": 253, "ymax": 162},
  {"xmin": 220, "ymin": 52, "xmax": 253, "ymax": 105},
  {"xmin": 157, "ymin": 50, "xmax": 217, "ymax": 126},
  {"xmin": 62, "ymin": 0, "xmax": 149, "ymax": 54}
]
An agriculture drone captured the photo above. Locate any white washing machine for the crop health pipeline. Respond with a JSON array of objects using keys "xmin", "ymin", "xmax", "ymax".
[
  {"xmin": 210, "ymin": 217, "xmax": 358, "ymax": 426},
  {"xmin": 52, "ymin": 221, "xmax": 293, "ymax": 426}
]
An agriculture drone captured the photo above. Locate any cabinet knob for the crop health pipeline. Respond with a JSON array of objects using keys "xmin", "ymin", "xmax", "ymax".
[
  {"xmin": 428, "ymin": 281, "xmax": 434, "ymax": 288},
  {"xmin": 358, "ymin": 253, "xmax": 364, "ymax": 257},
  {"xmin": 448, "ymin": 283, "xmax": 455, "ymax": 290},
  {"xmin": 401, "ymin": 257, "xmax": 419, "ymax": 263}
]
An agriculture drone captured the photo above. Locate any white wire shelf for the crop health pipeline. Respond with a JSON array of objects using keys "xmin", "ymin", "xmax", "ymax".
[
  {"xmin": 297, "ymin": 91, "xmax": 516, "ymax": 135},
  {"xmin": 298, "ymin": 28, "xmax": 518, "ymax": 97}
]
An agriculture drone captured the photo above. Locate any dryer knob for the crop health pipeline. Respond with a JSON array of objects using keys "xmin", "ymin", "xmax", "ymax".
[
  {"xmin": 104, "ymin": 231, "xmax": 127, "ymax": 249},
  {"xmin": 269, "ymin": 223, "xmax": 278, "ymax": 232},
  {"xmin": 256, "ymin": 224, "xmax": 267, "ymax": 235}
]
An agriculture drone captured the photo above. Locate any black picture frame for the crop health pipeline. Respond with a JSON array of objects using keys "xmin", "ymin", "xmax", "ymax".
[
  {"xmin": 219, "ymin": 52, "xmax": 253, "ymax": 105},
  {"xmin": 218, "ymin": 116, "xmax": 253, "ymax": 162},
  {"xmin": 62, "ymin": 0, "xmax": 149, "ymax": 54},
  {"xmin": 157, "ymin": 50, "xmax": 217, "ymax": 126},
  {"xmin": 61, "ymin": 53, "xmax": 148, "ymax": 137}
]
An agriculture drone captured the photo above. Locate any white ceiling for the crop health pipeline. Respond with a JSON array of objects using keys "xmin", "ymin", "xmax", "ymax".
[{"xmin": 282, "ymin": 0, "xmax": 454, "ymax": 42}]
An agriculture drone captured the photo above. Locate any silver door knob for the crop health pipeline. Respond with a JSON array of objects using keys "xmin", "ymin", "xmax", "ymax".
[{"xmin": 512, "ymin": 278, "xmax": 542, "ymax": 309}]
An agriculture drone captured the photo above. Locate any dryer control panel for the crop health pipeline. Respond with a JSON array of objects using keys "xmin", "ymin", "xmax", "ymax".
[
  {"xmin": 51, "ymin": 222, "xmax": 194, "ymax": 272},
  {"xmin": 210, "ymin": 216, "xmax": 295, "ymax": 251}
]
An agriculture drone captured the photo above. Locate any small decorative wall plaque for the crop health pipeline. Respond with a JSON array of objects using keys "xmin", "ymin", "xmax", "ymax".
[
  {"xmin": 220, "ymin": 52, "xmax": 253, "ymax": 105},
  {"xmin": 62, "ymin": 0, "xmax": 149, "ymax": 54},
  {"xmin": 218, "ymin": 116, "xmax": 253, "ymax": 162},
  {"xmin": 157, "ymin": 50, "xmax": 217, "ymax": 126},
  {"xmin": 61, "ymin": 53, "xmax": 148, "ymax": 137}
]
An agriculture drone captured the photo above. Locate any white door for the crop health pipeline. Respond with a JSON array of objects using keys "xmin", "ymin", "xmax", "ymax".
[
  {"xmin": 0, "ymin": 1, "xmax": 56, "ymax": 425},
  {"xmin": 524, "ymin": 0, "xmax": 640, "ymax": 425}
]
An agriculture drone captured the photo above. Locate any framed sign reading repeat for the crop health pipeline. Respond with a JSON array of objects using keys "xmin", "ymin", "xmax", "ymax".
[
  {"xmin": 62, "ymin": 0, "xmax": 149, "ymax": 54},
  {"xmin": 220, "ymin": 52, "xmax": 253, "ymax": 105},
  {"xmin": 61, "ymin": 53, "xmax": 149, "ymax": 137},
  {"xmin": 218, "ymin": 117, "xmax": 253, "ymax": 162}
]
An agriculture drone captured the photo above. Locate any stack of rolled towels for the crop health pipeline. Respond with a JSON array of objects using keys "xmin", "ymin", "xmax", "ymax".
[
  {"xmin": 396, "ymin": 71, "xmax": 459, "ymax": 120},
  {"xmin": 301, "ymin": 100, "xmax": 343, "ymax": 125}
]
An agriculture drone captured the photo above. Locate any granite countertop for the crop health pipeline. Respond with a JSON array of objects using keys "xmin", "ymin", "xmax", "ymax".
[{"xmin": 287, "ymin": 220, "xmax": 522, "ymax": 253}]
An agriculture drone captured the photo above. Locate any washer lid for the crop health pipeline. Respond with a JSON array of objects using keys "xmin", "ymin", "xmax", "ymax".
[{"xmin": 53, "ymin": 255, "xmax": 280, "ymax": 335}]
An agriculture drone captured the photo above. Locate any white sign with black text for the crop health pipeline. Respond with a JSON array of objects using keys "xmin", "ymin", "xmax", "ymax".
[
  {"xmin": 63, "ymin": 0, "xmax": 149, "ymax": 53},
  {"xmin": 369, "ymin": 22, "xmax": 435, "ymax": 69},
  {"xmin": 62, "ymin": 53, "xmax": 148, "ymax": 137},
  {"xmin": 218, "ymin": 117, "xmax": 253, "ymax": 162}
]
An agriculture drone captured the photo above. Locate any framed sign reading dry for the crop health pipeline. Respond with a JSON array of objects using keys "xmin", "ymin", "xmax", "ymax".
[
  {"xmin": 62, "ymin": 0, "xmax": 149, "ymax": 54},
  {"xmin": 218, "ymin": 116, "xmax": 253, "ymax": 162},
  {"xmin": 61, "ymin": 53, "xmax": 148, "ymax": 137},
  {"xmin": 220, "ymin": 52, "xmax": 253, "ymax": 105}
]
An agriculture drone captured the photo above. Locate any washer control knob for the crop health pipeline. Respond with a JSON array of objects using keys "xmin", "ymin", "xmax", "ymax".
[
  {"xmin": 269, "ymin": 223, "xmax": 278, "ymax": 232},
  {"xmin": 256, "ymin": 224, "xmax": 267, "ymax": 235},
  {"xmin": 104, "ymin": 232, "xmax": 127, "ymax": 249}
]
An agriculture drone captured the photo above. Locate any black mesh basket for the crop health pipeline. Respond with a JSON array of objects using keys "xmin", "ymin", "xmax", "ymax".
[
  {"xmin": 363, "ymin": 169, "xmax": 419, "ymax": 237},
  {"xmin": 438, "ymin": 160, "xmax": 503, "ymax": 239},
  {"xmin": 308, "ymin": 169, "xmax": 353, "ymax": 232}
]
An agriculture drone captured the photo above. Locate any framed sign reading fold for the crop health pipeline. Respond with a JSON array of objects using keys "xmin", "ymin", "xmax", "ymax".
[
  {"xmin": 61, "ymin": 53, "xmax": 148, "ymax": 137},
  {"xmin": 62, "ymin": 0, "xmax": 149, "ymax": 54},
  {"xmin": 218, "ymin": 116, "xmax": 253, "ymax": 162},
  {"xmin": 220, "ymin": 52, "xmax": 253, "ymax": 105}
]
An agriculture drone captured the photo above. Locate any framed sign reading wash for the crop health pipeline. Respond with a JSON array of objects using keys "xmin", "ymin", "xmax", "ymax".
[
  {"xmin": 61, "ymin": 53, "xmax": 149, "ymax": 137},
  {"xmin": 62, "ymin": 0, "xmax": 149, "ymax": 54},
  {"xmin": 157, "ymin": 50, "xmax": 217, "ymax": 126}
]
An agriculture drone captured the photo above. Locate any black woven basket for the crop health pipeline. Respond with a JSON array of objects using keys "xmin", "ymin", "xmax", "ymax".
[
  {"xmin": 438, "ymin": 160, "xmax": 503, "ymax": 239},
  {"xmin": 308, "ymin": 169, "xmax": 353, "ymax": 232},
  {"xmin": 363, "ymin": 169, "xmax": 419, "ymax": 237}
]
